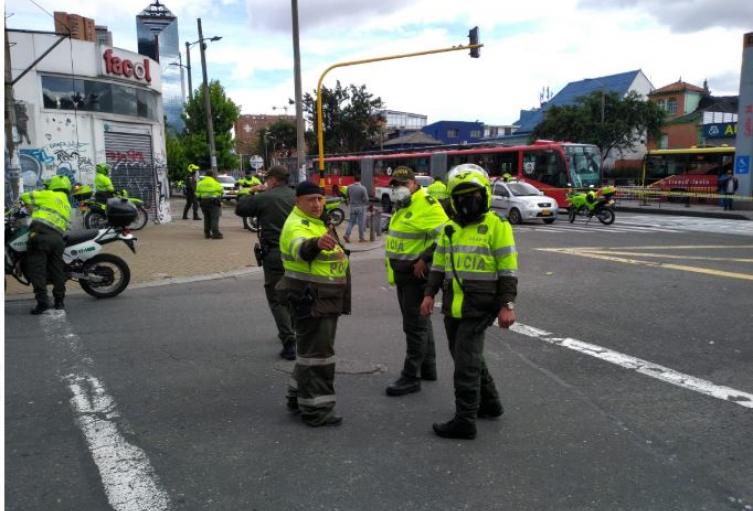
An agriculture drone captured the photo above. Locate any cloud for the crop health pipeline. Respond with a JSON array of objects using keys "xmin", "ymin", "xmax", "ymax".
[{"xmin": 578, "ymin": 0, "xmax": 753, "ymax": 32}]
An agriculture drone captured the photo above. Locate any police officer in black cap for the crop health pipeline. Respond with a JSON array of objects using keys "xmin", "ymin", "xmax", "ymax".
[{"xmin": 236, "ymin": 165, "xmax": 297, "ymax": 359}]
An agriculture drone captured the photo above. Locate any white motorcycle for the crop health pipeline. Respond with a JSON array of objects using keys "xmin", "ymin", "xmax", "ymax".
[{"xmin": 5, "ymin": 205, "xmax": 137, "ymax": 299}]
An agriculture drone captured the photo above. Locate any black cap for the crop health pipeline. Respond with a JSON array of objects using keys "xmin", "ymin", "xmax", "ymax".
[{"xmin": 296, "ymin": 181, "xmax": 325, "ymax": 196}]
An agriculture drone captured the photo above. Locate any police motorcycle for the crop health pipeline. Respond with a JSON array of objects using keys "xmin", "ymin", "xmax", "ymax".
[
  {"xmin": 75, "ymin": 185, "xmax": 149, "ymax": 231},
  {"xmin": 5, "ymin": 198, "xmax": 138, "ymax": 299},
  {"xmin": 324, "ymin": 196, "xmax": 345, "ymax": 226},
  {"xmin": 567, "ymin": 184, "xmax": 616, "ymax": 225}
]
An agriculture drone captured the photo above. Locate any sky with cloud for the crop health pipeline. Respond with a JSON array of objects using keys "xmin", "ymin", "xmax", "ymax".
[{"xmin": 6, "ymin": 0, "xmax": 752, "ymax": 125}]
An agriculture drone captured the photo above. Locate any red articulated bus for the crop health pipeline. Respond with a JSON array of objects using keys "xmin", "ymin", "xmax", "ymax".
[{"xmin": 309, "ymin": 140, "xmax": 602, "ymax": 208}]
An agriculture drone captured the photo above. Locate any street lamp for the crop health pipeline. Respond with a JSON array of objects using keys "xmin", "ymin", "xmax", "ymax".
[
  {"xmin": 195, "ymin": 18, "xmax": 222, "ymax": 173},
  {"xmin": 169, "ymin": 54, "xmax": 190, "ymax": 102}
]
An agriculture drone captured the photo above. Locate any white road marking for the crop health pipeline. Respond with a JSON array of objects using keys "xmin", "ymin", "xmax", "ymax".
[
  {"xmin": 40, "ymin": 312, "xmax": 171, "ymax": 511},
  {"xmin": 508, "ymin": 321, "xmax": 753, "ymax": 409}
]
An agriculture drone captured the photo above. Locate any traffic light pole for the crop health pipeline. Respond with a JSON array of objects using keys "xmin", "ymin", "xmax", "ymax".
[{"xmin": 315, "ymin": 41, "xmax": 483, "ymax": 171}]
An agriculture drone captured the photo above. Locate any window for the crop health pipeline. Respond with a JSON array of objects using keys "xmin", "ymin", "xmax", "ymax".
[
  {"xmin": 41, "ymin": 75, "xmax": 159, "ymax": 121},
  {"xmin": 660, "ymin": 134, "xmax": 669, "ymax": 149},
  {"xmin": 470, "ymin": 130, "xmax": 481, "ymax": 138},
  {"xmin": 667, "ymin": 98, "xmax": 677, "ymax": 114},
  {"xmin": 523, "ymin": 149, "xmax": 568, "ymax": 187},
  {"xmin": 493, "ymin": 183, "xmax": 509, "ymax": 197},
  {"xmin": 447, "ymin": 129, "xmax": 458, "ymax": 138}
]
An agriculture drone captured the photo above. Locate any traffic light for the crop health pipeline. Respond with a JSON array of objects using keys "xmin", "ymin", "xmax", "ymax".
[{"xmin": 468, "ymin": 26, "xmax": 480, "ymax": 58}]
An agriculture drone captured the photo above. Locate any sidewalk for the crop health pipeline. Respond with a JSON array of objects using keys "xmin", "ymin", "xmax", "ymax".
[
  {"xmin": 615, "ymin": 199, "xmax": 753, "ymax": 220},
  {"xmin": 5, "ymin": 199, "xmax": 385, "ymax": 299}
]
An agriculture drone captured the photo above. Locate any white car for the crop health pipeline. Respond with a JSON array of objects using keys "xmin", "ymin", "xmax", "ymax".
[
  {"xmin": 491, "ymin": 180, "xmax": 558, "ymax": 224},
  {"xmin": 199, "ymin": 174, "xmax": 237, "ymax": 201},
  {"xmin": 375, "ymin": 174, "xmax": 434, "ymax": 212}
]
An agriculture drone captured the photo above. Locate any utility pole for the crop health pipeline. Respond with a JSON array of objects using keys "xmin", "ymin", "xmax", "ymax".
[
  {"xmin": 197, "ymin": 18, "xmax": 218, "ymax": 173},
  {"xmin": 5, "ymin": 27, "xmax": 21, "ymax": 201},
  {"xmin": 185, "ymin": 41, "xmax": 193, "ymax": 101},
  {"xmin": 291, "ymin": 0, "xmax": 305, "ymax": 184}
]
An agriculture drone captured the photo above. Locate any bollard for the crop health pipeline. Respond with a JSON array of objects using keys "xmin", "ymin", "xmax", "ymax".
[
  {"xmin": 374, "ymin": 208, "xmax": 382, "ymax": 239},
  {"xmin": 368, "ymin": 205, "xmax": 375, "ymax": 241}
]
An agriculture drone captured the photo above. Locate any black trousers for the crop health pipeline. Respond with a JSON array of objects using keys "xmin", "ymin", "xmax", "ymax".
[
  {"xmin": 262, "ymin": 250, "xmax": 296, "ymax": 346},
  {"xmin": 25, "ymin": 224, "xmax": 66, "ymax": 305},
  {"xmin": 395, "ymin": 274, "xmax": 436, "ymax": 379},
  {"xmin": 444, "ymin": 316, "xmax": 501, "ymax": 424},
  {"xmin": 287, "ymin": 315, "xmax": 339, "ymax": 425},
  {"xmin": 199, "ymin": 198, "xmax": 221, "ymax": 236},
  {"xmin": 183, "ymin": 194, "xmax": 200, "ymax": 218}
]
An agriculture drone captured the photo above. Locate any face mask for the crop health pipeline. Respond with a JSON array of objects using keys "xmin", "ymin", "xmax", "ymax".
[
  {"xmin": 453, "ymin": 193, "xmax": 487, "ymax": 223},
  {"xmin": 393, "ymin": 186, "xmax": 411, "ymax": 209}
]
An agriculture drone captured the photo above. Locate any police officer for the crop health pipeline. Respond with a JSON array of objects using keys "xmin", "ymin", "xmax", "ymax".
[
  {"xmin": 427, "ymin": 175, "xmax": 451, "ymax": 214},
  {"xmin": 21, "ymin": 176, "xmax": 73, "ymax": 314},
  {"xmin": 420, "ymin": 164, "xmax": 518, "ymax": 440},
  {"xmin": 384, "ymin": 166, "xmax": 448, "ymax": 397},
  {"xmin": 277, "ymin": 181, "xmax": 350, "ymax": 427},
  {"xmin": 182, "ymin": 163, "xmax": 201, "ymax": 220},
  {"xmin": 196, "ymin": 171, "xmax": 224, "ymax": 239},
  {"xmin": 237, "ymin": 170, "xmax": 262, "ymax": 194},
  {"xmin": 235, "ymin": 165, "xmax": 297, "ymax": 360},
  {"xmin": 94, "ymin": 163, "xmax": 115, "ymax": 203}
]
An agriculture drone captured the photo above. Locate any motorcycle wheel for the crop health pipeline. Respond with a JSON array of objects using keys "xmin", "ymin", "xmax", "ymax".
[
  {"xmin": 78, "ymin": 253, "xmax": 131, "ymax": 298},
  {"xmin": 596, "ymin": 208, "xmax": 615, "ymax": 225},
  {"xmin": 328, "ymin": 208, "xmax": 345, "ymax": 226},
  {"xmin": 84, "ymin": 209, "xmax": 108, "ymax": 229},
  {"xmin": 243, "ymin": 216, "xmax": 260, "ymax": 232},
  {"xmin": 128, "ymin": 205, "xmax": 149, "ymax": 230}
]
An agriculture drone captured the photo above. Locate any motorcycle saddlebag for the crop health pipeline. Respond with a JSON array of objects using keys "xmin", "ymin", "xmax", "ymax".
[{"xmin": 105, "ymin": 198, "xmax": 138, "ymax": 227}]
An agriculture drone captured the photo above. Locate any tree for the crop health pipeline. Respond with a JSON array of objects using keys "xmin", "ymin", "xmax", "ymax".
[
  {"xmin": 531, "ymin": 91, "xmax": 665, "ymax": 163},
  {"xmin": 165, "ymin": 131, "xmax": 188, "ymax": 183},
  {"xmin": 302, "ymin": 81, "xmax": 384, "ymax": 155},
  {"xmin": 181, "ymin": 80, "xmax": 240, "ymax": 171},
  {"xmin": 253, "ymin": 119, "xmax": 298, "ymax": 166}
]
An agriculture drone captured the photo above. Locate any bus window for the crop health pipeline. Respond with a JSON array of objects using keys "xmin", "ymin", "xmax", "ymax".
[
  {"xmin": 564, "ymin": 145, "xmax": 600, "ymax": 187},
  {"xmin": 522, "ymin": 150, "xmax": 569, "ymax": 187}
]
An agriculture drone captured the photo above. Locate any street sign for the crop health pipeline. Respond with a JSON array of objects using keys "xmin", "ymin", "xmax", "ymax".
[
  {"xmin": 735, "ymin": 155, "xmax": 750, "ymax": 175},
  {"xmin": 249, "ymin": 155, "xmax": 264, "ymax": 170}
]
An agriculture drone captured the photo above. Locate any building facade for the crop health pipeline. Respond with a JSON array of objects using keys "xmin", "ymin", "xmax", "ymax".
[
  {"xmin": 7, "ymin": 30, "xmax": 170, "ymax": 222},
  {"xmin": 136, "ymin": 1, "xmax": 183, "ymax": 132},
  {"xmin": 234, "ymin": 114, "xmax": 296, "ymax": 166},
  {"xmin": 421, "ymin": 120, "xmax": 485, "ymax": 145}
]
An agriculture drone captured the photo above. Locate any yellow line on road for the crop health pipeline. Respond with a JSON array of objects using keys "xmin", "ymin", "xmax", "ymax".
[
  {"xmin": 578, "ymin": 250, "xmax": 753, "ymax": 263},
  {"xmin": 538, "ymin": 248, "xmax": 753, "ymax": 281},
  {"xmin": 556, "ymin": 244, "xmax": 753, "ymax": 251}
]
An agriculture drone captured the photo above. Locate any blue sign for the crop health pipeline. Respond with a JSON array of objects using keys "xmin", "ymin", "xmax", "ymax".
[
  {"xmin": 703, "ymin": 122, "xmax": 737, "ymax": 139},
  {"xmin": 735, "ymin": 155, "xmax": 750, "ymax": 175}
]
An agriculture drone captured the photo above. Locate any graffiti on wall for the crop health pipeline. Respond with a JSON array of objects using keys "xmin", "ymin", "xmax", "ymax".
[
  {"xmin": 18, "ymin": 142, "xmax": 95, "ymax": 194},
  {"xmin": 107, "ymin": 154, "xmax": 171, "ymax": 224}
]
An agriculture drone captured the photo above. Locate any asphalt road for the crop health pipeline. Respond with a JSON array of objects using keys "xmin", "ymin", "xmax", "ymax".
[{"xmin": 5, "ymin": 213, "xmax": 753, "ymax": 511}]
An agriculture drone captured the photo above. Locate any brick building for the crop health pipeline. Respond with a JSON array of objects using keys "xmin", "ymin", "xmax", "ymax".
[
  {"xmin": 647, "ymin": 80, "xmax": 708, "ymax": 149},
  {"xmin": 234, "ymin": 114, "xmax": 295, "ymax": 156}
]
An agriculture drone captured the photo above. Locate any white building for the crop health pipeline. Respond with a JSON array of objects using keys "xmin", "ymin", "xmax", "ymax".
[{"xmin": 7, "ymin": 29, "xmax": 171, "ymax": 222}]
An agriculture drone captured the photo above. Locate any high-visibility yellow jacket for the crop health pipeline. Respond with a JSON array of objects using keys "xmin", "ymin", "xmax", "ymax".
[
  {"xmin": 196, "ymin": 176, "xmax": 223, "ymax": 198},
  {"xmin": 427, "ymin": 180, "xmax": 449, "ymax": 200},
  {"xmin": 21, "ymin": 189, "xmax": 72, "ymax": 234},
  {"xmin": 280, "ymin": 206, "xmax": 349, "ymax": 285},
  {"xmin": 384, "ymin": 187, "xmax": 448, "ymax": 285},
  {"xmin": 426, "ymin": 212, "xmax": 517, "ymax": 318},
  {"xmin": 95, "ymin": 173, "xmax": 114, "ymax": 193}
]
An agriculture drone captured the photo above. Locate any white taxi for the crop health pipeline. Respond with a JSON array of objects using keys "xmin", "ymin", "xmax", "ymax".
[{"xmin": 491, "ymin": 180, "xmax": 558, "ymax": 224}]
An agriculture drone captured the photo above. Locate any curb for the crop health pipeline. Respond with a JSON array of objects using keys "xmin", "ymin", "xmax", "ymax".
[{"xmin": 616, "ymin": 206, "xmax": 752, "ymax": 221}]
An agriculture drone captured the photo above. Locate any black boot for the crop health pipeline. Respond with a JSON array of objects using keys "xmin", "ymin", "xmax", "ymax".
[
  {"xmin": 477, "ymin": 401, "xmax": 504, "ymax": 419},
  {"xmin": 433, "ymin": 418, "xmax": 477, "ymax": 439},
  {"xmin": 304, "ymin": 414, "xmax": 343, "ymax": 427},
  {"xmin": 386, "ymin": 376, "xmax": 420, "ymax": 396},
  {"xmin": 280, "ymin": 342, "xmax": 296, "ymax": 361},
  {"xmin": 193, "ymin": 216, "xmax": 202, "ymax": 220},
  {"xmin": 54, "ymin": 298, "xmax": 65, "ymax": 311},
  {"xmin": 420, "ymin": 366, "xmax": 437, "ymax": 381},
  {"xmin": 30, "ymin": 302, "xmax": 49, "ymax": 315}
]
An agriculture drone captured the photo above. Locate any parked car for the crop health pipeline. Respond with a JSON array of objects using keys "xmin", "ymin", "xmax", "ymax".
[
  {"xmin": 491, "ymin": 179, "xmax": 558, "ymax": 224},
  {"xmin": 199, "ymin": 174, "xmax": 237, "ymax": 201},
  {"xmin": 375, "ymin": 174, "xmax": 434, "ymax": 212}
]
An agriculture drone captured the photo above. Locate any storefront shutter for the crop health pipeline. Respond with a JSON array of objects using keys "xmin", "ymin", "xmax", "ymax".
[{"xmin": 104, "ymin": 131, "xmax": 157, "ymax": 215}]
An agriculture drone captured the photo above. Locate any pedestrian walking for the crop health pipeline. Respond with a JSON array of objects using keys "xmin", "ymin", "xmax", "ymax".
[
  {"xmin": 196, "ymin": 171, "xmax": 224, "ymax": 239},
  {"xmin": 182, "ymin": 164, "xmax": 201, "ymax": 220},
  {"xmin": 277, "ymin": 181, "xmax": 351, "ymax": 427},
  {"xmin": 718, "ymin": 168, "xmax": 739, "ymax": 211},
  {"xmin": 384, "ymin": 166, "xmax": 448, "ymax": 397},
  {"xmin": 420, "ymin": 164, "xmax": 518, "ymax": 440},
  {"xmin": 343, "ymin": 175, "xmax": 369, "ymax": 243},
  {"xmin": 235, "ymin": 165, "xmax": 297, "ymax": 360},
  {"xmin": 20, "ymin": 176, "xmax": 73, "ymax": 314}
]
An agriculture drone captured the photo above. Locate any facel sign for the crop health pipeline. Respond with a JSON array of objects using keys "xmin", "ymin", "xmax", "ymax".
[{"xmin": 102, "ymin": 49, "xmax": 152, "ymax": 83}]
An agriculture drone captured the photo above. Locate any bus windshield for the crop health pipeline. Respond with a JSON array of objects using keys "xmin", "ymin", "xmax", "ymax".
[{"xmin": 566, "ymin": 145, "xmax": 601, "ymax": 187}]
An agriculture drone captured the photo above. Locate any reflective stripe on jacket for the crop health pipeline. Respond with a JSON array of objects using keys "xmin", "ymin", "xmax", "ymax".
[
  {"xmin": 95, "ymin": 173, "xmax": 114, "ymax": 193},
  {"xmin": 431, "ymin": 212, "xmax": 517, "ymax": 318},
  {"xmin": 384, "ymin": 187, "xmax": 447, "ymax": 285},
  {"xmin": 280, "ymin": 206, "xmax": 349, "ymax": 285},
  {"xmin": 22, "ymin": 189, "xmax": 72, "ymax": 233},
  {"xmin": 196, "ymin": 176, "xmax": 223, "ymax": 198}
]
